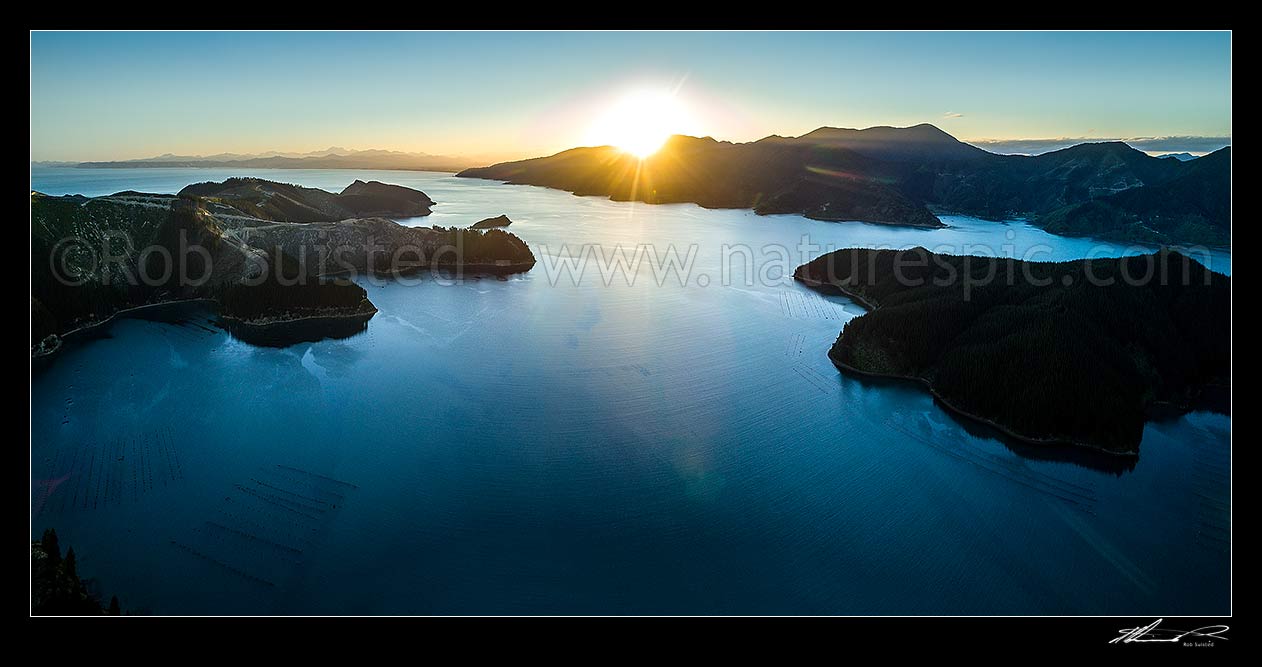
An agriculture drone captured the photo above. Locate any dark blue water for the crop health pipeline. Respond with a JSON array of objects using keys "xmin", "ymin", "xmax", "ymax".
[{"xmin": 30, "ymin": 168, "xmax": 1231, "ymax": 614}]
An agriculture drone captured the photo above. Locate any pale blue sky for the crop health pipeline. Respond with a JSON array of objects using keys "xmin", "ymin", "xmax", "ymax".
[{"xmin": 30, "ymin": 31, "xmax": 1232, "ymax": 161}]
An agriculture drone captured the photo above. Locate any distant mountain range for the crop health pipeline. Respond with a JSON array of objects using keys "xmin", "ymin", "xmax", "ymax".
[
  {"xmin": 970, "ymin": 137, "xmax": 1229, "ymax": 156},
  {"xmin": 40, "ymin": 147, "xmax": 499, "ymax": 172},
  {"xmin": 458, "ymin": 124, "xmax": 1231, "ymax": 246}
]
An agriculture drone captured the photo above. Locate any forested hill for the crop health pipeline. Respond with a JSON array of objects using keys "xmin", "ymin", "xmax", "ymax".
[
  {"xmin": 1036, "ymin": 147, "xmax": 1231, "ymax": 245},
  {"xmin": 31, "ymin": 181, "xmax": 537, "ymax": 356},
  {"xmin": 459, "ymin": 125, "xmax": 1230, "ymax": 245},
  {"xmin": 794, "ymin": 247, "xmax": 1230, "ymax": 454},
  {"xmin": 178, "ymin": 177, "xmax": 434, "ymax": 221},
  {"xmin": 458, "ymin": 133, "xmax": 945, "ymax": 228}
]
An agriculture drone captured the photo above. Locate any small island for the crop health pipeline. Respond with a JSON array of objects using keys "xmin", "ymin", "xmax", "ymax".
[
  {"xmin": 31, "ymin": 179, "xmax": 536, "ymax": 360},
  {"xmin": 794, "ymin": 247, "xmax": 1230, "ymax": 454},
  {"xmin": 469, "ymin": 214, "xmax": 513, "ymax": 229}
]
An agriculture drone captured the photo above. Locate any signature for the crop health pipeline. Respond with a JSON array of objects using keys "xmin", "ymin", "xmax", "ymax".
[{"xmin": 1111, "ymin": 619, "xmax": 1230, "ymax": 644}]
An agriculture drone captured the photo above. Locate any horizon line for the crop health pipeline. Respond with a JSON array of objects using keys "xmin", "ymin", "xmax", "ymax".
[{"xmin": 31, "ymin": 130, "xmax": 1233, "ymax": 165}]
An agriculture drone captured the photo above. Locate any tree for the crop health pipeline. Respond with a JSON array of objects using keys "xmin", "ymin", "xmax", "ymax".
[
  {"xmin": 64, "ymin": 547, "xmax": 77, "ymax": 580},
  {"xmin": 40, "ymin": 529, "xmax": 60, "ymax": 566}
]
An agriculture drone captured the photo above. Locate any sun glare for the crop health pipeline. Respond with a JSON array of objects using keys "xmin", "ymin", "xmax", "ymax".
[{"xmin": 586, "ymin": 90, "xmax": 698, "ymax": 159}]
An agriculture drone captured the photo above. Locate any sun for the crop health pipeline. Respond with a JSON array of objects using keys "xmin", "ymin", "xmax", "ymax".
[{"xmin": 586, "ymin": 89, "xmax": 698, "ymax": 159}]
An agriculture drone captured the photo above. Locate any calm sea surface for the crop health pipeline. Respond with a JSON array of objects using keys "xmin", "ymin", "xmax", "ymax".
[{"xmin": 30, "ymin": 167, "xmax": 1231, "ymax": 614}]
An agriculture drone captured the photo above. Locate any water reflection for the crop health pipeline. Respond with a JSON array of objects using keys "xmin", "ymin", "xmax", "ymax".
[{"xmin": 29, "ymin": 168, "xmax": 1230, "ymax": 615}]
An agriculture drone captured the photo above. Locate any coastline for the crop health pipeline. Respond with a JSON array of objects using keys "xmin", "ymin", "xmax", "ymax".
[
  {"xmin": 802, "ymin": 212, "xmax": 945, "ymax": 229},
  {"xmin": 218, "ymin": 304, "xmax": 377, "ymax": 329},
  {"xmin": 793, "ymin": 275, "xmax": 880, "ymax": 311},
  {"xmin": 32, "ymin": 297, "xmax": 380, "ymax": 365},
  {"xmin": 340, "ymin": 259, "xmax": 537, "ymax": 278},
  {"xmin": 54, "ymin": 297, "xmax": 219, "ymax": 341},
  {"xmin": 468, "ymin": 176, "xmax": 947, "ymax": 231},
  {"xmin": 824, "ymin": 347, "xmax": 1139, "ymax": 458},
  {"xmin": 428, "ymin": 260, "xmax": 537, "ymax": 276},
  {"xmin": 926, "ymin": 205, "xmax": 1232, "ymax": 252},
  {"xmin": 794, "ymin": 273, "xmax": 1144, "ymax": 457},
  {"xmin": 219, "ymin": 304, "xmax": 377, "ymax": 348},
  {"xmin": 32, "ymin": 298, "xmax": 220, "ymax": 362}
]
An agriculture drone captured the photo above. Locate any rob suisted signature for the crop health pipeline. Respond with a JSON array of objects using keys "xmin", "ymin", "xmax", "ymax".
[{"xmin": 1111, "ymin": 619, "xmax": 1229, "ymax": 645}]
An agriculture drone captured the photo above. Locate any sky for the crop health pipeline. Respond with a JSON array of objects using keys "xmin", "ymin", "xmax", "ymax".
[{"xmin": 30, "ymin": 31, "xmax": 1232, "ymax": 162}]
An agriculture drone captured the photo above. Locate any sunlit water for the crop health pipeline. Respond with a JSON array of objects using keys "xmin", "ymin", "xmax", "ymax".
[{"xmin": 30, "ymin": 167, "xmax": 1230, "ymax": 614}]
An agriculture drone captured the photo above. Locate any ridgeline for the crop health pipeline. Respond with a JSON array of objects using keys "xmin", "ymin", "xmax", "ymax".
[{"xmin": 459, "ymin": 125, "xmax": 1230, "ymax": 246}]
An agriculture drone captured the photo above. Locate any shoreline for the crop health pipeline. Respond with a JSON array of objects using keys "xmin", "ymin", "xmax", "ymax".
[
  {"xmin": 802, "ymin": 215, "xmax": 945, "ymax": 229},
  {"xmin": 327, "ymin": 260, "xmax": 537, "ymax": 278},
  {"xmin": 464, "ymin": 176, "xmax": 948, "ymax": 231},
  {"xmin": 824, "ymin": 347, "xmax": 1139, "ymax": 458},
  {"xmin": 32, "ymin": 297, "xmax": 379, "ymax": 364},
  {"xmin": 33, "ymin": 260, "xmax": 534, "ymax": 364},
  {"xmin": 794, "ymin": 272, "xmax": 1144, "ymax": 457},
  {"xmin": 427, "ymin": 260, "xmax": 536, "ymax": 276},
  {"xmin": 219, "ymin": 305, "xmax": 377, "ymax": 348},
  {"xmin": 219, "ymin": 304, "xmax": 378, "ymax": 329},
  {"xmin": 56, "ymin": 297, "xmax": 219, "ymax": 340},
  {"xmin": 926, "ymin": 205, "xmax": 1232, "ymax": 251},
  {"xmin": 793, "ymin": 274, "xmax": 880, "ymax": 311},
  {"xmin": 32, "ymin": 297, "xmax": 219, "ymax": 361}
]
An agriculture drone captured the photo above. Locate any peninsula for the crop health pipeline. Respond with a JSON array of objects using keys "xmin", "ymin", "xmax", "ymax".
[
  {"xmin": 459, "ymin": 124, "xmax": 1230, "ymax": 246},
  {"xmin": 794, "ymin": 247, "xmax": 1230, "ymax": 454},
  {"xmin": 31, "ymin": 179, "xmax": 536, "ymax": 358}
]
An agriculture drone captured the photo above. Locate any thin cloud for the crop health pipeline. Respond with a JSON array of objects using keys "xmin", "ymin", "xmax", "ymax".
[{"xmin": 942, "ymin": 112, "xmax": 964, "ymax": 119}]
